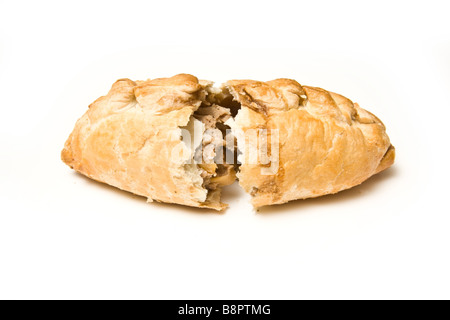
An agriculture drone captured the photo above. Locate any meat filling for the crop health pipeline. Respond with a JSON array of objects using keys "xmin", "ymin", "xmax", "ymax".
[{"xmin": 193, "ymin": 99, "xmax": 237, "ymax": 191}]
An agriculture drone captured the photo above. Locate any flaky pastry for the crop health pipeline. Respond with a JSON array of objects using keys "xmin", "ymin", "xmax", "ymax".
[{"xmin": 62, "ymin": 74, "xmax": 394, "ymax": 210}]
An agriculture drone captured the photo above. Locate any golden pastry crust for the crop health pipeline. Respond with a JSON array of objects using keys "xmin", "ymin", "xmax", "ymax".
[
  {"xmin": 62, "ymin": 74, "xmax": 226, "ymax": 210},
  {"xmin": 62, "ymin": 74, "xmax": 394, "ymax": 211},
  {"xmin": 225, "ymin": 79, "xmax": 394, "ymax": 208}
]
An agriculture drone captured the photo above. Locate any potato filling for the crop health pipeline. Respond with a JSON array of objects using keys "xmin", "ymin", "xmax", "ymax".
[{"xmin": 191, "ymin": 86, "xmax": 241, "ymax": 192}]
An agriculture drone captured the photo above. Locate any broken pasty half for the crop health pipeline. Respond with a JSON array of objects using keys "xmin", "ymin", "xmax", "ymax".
[{"xmin": 61, "ymin": 74, "xmax": 395, "ymax": 210}]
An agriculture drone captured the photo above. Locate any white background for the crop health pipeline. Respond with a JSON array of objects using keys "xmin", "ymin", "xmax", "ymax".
[{"xmin": 0, "ymin": 0, "xmax": 449, "ymax": 300}]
